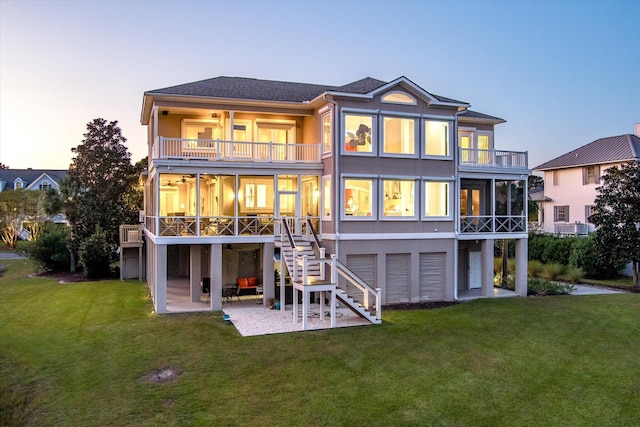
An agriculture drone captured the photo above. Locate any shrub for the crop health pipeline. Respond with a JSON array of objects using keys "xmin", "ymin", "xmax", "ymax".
[
  {"xmin": 528, "ymin": 260, "xmax": 544, "ymax": 278},
  {"xmin": 568, "ymin": 235, "xmax": 598, "ymax": 277},
  {"xmin": 527, "ymin": 277, "xmax": 576, "ymax": 296},
  {"xmin": 79, "ymin": 227, "xmax": 113, "ymax": 279},
  {"xmin": 562, "ymin": 266, "xmax": 586, "ymax": 284},
  {"xmin": 20, "ymin": 222, "xmax": 70, "ymax": 272},
  {"xmin": 541, "ymin": 263, "xmax": 564, "ymax": 280}
]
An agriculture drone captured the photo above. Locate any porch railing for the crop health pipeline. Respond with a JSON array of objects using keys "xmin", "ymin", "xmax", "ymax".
[
  {"xmin": 459, "ymin": 148, "xmax": 528, "ymax": 169},
  {"xmin": 554, "ymin": 222, "xmax": 591, "ymax": 236},
  {"xmin": 461, "ymin": 215, "xmax": 527, "ymax": 233},
  {"xmin": 154, "ymin": 137, "xmax": 321, "ymax": 163}
]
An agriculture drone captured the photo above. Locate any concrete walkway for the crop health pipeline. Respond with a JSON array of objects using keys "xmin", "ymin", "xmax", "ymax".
[
  {"xmin": 0, "ymin": 251, "xmax": 26, "ymax": 259},
  {"xmin": 571, "ymin": 284, "xmax": 624, "ymax": 295}
]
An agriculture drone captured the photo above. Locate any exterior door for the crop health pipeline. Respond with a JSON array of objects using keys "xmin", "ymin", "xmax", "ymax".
[
  {"xmin": 278, "ymin": 192, "xmax": 299, "ymax": 235},
  {"xmin": 469, "ymin": 251, "xmax": 482, "ymax": 289}
]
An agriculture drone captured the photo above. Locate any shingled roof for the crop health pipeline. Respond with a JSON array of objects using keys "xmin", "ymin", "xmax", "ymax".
[
  {"xmin": 145, "ymin": 75, "xmax": 467, "ymax": 105},
  {"xmin": 0, "ymin": 169, "xmax": 67, "ymax": 191},
  {"xmin": 534, "ymin": 134, "xmax": 640, "ymax": 170}
]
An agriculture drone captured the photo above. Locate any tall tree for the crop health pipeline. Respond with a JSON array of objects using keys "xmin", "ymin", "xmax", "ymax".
[
  {"xmin": 590, "ymin": 161, "xmax": 640, "ymax": 288},
  {"xmin": 0, "ymin": 189, "xmax": 46, "ymax": 248},
  {"xmin": 55, "ymin": 119, "xmax": 141, "ymax": 268}
]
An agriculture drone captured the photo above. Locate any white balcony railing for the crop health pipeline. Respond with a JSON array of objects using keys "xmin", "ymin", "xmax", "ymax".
[
  {"xmin": 460, "ymin": 215, "xmax": 527, "ymax": 233},
  {"xmin": 460, "ymin": 148, "xmax": 528, "ymax": 169},
  {"xmin": 554, "ymin": 222, "xmax": 591, "ymax": 236},
  {"xmin": 154, "ymin": 137, "xmax": 321, "ymax": 163}
]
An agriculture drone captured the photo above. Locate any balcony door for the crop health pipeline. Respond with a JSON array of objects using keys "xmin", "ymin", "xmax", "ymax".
[
  {"xmin": 256, "ymin": 121, "xmax": 296, "ymax": 161},
  {"xmin": 277, "ymin": 174, "xmax": 300, "ymax": 235}
]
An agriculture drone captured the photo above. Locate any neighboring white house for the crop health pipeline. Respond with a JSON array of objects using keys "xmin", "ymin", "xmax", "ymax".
[{"xmin": 534, "ymin": 125, "xmax": 640, "ymax": 235}]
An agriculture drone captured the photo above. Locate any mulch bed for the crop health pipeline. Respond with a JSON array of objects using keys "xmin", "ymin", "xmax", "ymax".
[{"xmin": 382, "ymin": 301, "xmax": 460, "ymax": 310}]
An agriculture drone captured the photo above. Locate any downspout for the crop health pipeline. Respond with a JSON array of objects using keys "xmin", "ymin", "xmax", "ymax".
[
  {"xmin": 323, "ymin": 94, "xmax": 339, "ymax": 260},
  {"xmin": 453, "ymin": 109, "xmax": 465, "ymax": 301}
]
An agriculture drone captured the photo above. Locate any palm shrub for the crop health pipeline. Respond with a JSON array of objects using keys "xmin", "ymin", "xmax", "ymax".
[
  {"xmin": 562, "ymin": 266, "xmax": 586, "ymax": 284},
  {"xmin": 528, "ymin": 260, "xmax": 544, "ymax": 278},
  {"xmin": 541, "ymin": 263, "xmax": 564, "ymax": 280},
  {"xmin": 79, "ymin": 227, "xmax": 113, "ymax": 279}
]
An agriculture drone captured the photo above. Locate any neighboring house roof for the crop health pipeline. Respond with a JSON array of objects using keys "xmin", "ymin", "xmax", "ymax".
[
  {"xmin": 0, "ymin": 169, "xmax": 67, "ymax": 191},
  {"xmin": 534, "ymin": 134, "xmax": 640, "ymax": 170},
  {"xmin": 529, "ymin": 187, "xmax": 550, "ymax": 202},
  {"xmin": 143, "ymin": 75, "xmax": 475, "ymax": 119}
]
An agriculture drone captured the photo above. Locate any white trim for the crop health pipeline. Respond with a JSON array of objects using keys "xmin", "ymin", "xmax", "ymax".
[
  {"xmin": 421, "ymin": 180, "xmax": 453, "ymax": 221},
  {"xmin": 381, "ymin": 90, "xmax": 417, "ymax": 106},
  {"xmin": 341, "ymin": 107, "xmax": 379, "ymax": 115},
  {"xmin": 321, "ymin": 110, "xmax": 332, "ymax": 155},
  {"xmin": 421, "ymin": 113, "xmax": 456, "ymax": 120},
  {"xmin": 341, "ymin": 176, "xmax": 377, "ymax": 221},
  {"xmin": 321, "ymin": 175, "xmax": 332, "ymax": 221},
  {"xmin": 422, "ymin": 118, "xmax": 453, "ymax": 160},
  {"xmin": 379, "ymin": 110, "xmax": 421, "ymax": 118},
  {"xmin": 337, "ymin": 232, "xmax": 457, "ymax": 240}
]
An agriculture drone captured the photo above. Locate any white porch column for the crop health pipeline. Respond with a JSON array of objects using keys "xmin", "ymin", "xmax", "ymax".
[
  {"xmin": 481, "ymin": 239, "xmax": 494, "ymax": 297},
  {"xmin": 210, "ymin": 243, "xmax": 223, "ymax": 311},
  {"xmin": 515, "ymin": 238, "xmax": 528, "ymax": 297},
  {"xmin": 262, "ymin": 242, "xmax": 275, "ymax": 306},
  {"xmin": 190, "ymin": 245, "xmax": 201, "ymax": 303},
  {"xmin": 155, "ymin": 244, "xmax": 167, "ymax": 314}
]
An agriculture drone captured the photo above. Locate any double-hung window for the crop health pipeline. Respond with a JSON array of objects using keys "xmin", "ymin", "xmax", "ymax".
[
  {"xmin": 423, "ymin": 180, "xmax": 451, "ymax": 219},
  {"xmin": 343, "ymin": 114, "xmax": 374, "ymax": 154},
  {"xmin": 424, "ymin": 120, "xmax": 451, "ymax": 158},
  {"xmin": 382, "ymin": 117, "xmax": 416, "ymax": 156},
  {"xmin": 322, "ymin": 112, "xmax": 332, "ymax": 154},
  {"xmin": 381, "ymin": 179, "xmax": 416, "ymax": 218},
  {"xmin": 343, "ymin": 178, "xmax": 375, "ymax": 219},
  {"xmin": 554, "ymin": 205, "xmax": 569, "ymax": 222},
  {"xmin": 582, "ymin": 166, "xmax": 599, "ymax": 185}
]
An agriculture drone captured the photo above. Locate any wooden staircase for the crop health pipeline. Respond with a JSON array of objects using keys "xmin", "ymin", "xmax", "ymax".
[{"xmin": 278, "ymin": 219, "xmax": 381, "ymax": 325}]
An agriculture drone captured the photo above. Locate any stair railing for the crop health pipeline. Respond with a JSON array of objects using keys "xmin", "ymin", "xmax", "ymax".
[{"xmin": 330, "ymin": 254, "xmax": 381, "ymax": 321}]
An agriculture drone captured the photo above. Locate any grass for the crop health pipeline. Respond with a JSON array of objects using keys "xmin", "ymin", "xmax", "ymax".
[
  {"xmin": 2, "ymin": 259, "xmax": 640, "ymax": 426},
  {"xmin": 583, "ymin": 276, "xmax": 636, "ymax": 290}
]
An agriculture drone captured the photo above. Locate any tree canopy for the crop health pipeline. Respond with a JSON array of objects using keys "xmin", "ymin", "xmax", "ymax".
[
  {"xmin": 590, "ymin": 161, "xmax": 640, "ymax": 288},
  {"xmin": 50, "ymin": 118, "xmax": 142, "ymax": 262}
]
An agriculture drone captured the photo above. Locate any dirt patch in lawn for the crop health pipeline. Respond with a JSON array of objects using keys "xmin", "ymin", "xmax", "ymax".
[
  {"xmin": 28, "ymin": 271, "xmax": 86, "ymax": 284},
  {"xmin": 383, "ymin": 301, "xmax": 460, "ymax": 310},
  {"xmin": 141, "ymin": 367, "xmax": 183, "ymax": 384}
]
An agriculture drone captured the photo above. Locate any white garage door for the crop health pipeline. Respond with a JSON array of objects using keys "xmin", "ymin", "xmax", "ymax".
[
  {"xmin": 346, "ymin": 254, "xmax": 376, "ymax": 304},
  {"xmin": 386, "ymin": 253, "xmax": 410, "ymax": 303},
  {"xmin": 419, "ymin": 252, "xmax": 445, "ymax": 301}
]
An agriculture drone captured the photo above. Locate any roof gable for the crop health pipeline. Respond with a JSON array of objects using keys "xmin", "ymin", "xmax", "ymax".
[
  {"xmin": 0, "ymin": 169, "xmax": 67, "ymax": 191},
  {"xmin": 535, "ymin": 134, "xmax": 640, "ymax": 170}
]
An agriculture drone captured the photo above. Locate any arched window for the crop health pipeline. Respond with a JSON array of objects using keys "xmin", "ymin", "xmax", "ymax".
[{"xmin": 382, "ymin": 91, "xmax": 416, "ymax": 105}]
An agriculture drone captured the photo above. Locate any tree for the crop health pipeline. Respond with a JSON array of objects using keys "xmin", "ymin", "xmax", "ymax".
[
  {"xmin": 590, "ymin": 161, "xmax": 640, "ymax": 288},
  {"xmin": 0, "ymin": 189, "xmax": 46, "ymax": 248},
  {"xmin": 49, "ymin": 119, "xmax": 141, "ymax": 269}
]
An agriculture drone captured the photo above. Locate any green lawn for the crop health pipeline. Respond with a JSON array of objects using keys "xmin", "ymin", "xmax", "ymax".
[{"xmin": 2, "ymin": 259, "xmax": 639, "ymax": 426}]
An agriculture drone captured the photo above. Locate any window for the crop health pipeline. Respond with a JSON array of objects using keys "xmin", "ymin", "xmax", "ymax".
[
  {"xmin": 583, "ymin": 166, "xmax": 599, "ymax": 185},
  {"xmin": 424, "ymin": 120, "xmax": 450, "ymax": 157},
  {"xmin": 423, "ymin": 181, "xmax": 450, "ymax": 218},
  {"xmin": 382, "ymin": 117, "xmax": 416, "ymax": 155},
  {"xmin": 322, "ymin": 113, "xmax": 332, "ymax": 154},
  {"xmin": 343, "ymin": 114, "xmax": 373, "ymax": 153},
  {"xmin": 585, "ymin": 205, "xmax": 595, "ymax": 223},
  {"xmin": 182, "ymin": 119, "xmax": 221, "ymax": 147},
  {"xmin": 322, "ymin": 176, "xmax": 331, "ymax": 219},
  {"xmin": 477, "ymin": 134, "xmax": 490, "ymax": 164},
  {"xmin": 382, "ymin": 179, "xmax": 415, "ymax": 217},
  {"xmin": 14, "ymin": 180, "xmax": 23, "ymax": 190},
  {"xmin": 554, "ymin": 205, "xmax": 569, "ymax": 222},
  {"xmin": 552, "ymin": 170, "xmax": 559, "ymax": 186},
  {"xmin": 381, "ymin": 91, "xmax": 416, "ymax": 105},
  {"xmin": 39, "ymin": 181, "xmax": 51, "ymax": 190},
  {"xmin": 344, "ymin": 178, "xmax": 374, "ymax": 218}
]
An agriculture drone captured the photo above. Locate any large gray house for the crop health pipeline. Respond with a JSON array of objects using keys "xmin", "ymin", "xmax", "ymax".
[{"xmin": 136, "ymin": 75, "xmax": 531, "ymax": 323}]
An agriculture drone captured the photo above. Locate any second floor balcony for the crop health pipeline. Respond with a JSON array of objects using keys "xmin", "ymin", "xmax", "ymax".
[
  {"xmin": 459, "ymin": 148, "xmax": 528, "ymax": 171},
  {"xmin": 153, "ymin": 137, "xmax": 321, "ymax": 164}
]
